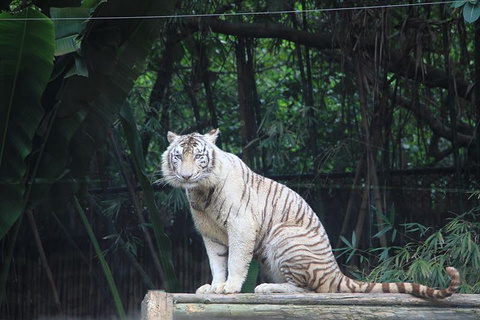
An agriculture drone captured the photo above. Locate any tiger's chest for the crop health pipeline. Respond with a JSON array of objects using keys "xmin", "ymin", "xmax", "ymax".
[{"xmin": 186, "ymin": 187, "xmax": 233, "ymax": 245}]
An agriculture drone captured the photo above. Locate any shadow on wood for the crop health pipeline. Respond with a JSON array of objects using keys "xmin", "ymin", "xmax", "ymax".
[{"xmin": 141, "ymin": 291, "xmax": 480, "ymax": 320}]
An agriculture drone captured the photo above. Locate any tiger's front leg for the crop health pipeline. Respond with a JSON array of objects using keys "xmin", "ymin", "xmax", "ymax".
[
  {"xmin": 222, "ymin": 221, "xmax": 257, "ymax": 294},
  {"xmin": 196, "ymin": 236, "xmax": 228, "ymax": 294}
]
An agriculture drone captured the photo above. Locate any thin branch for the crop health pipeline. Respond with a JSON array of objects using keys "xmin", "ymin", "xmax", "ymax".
[
  {"xmin": 190, "ymin": 17, "xmax": 473, "ymax": 100},
  {"xmin": 396, "ymin": 95, "xmax": 475, "ymax": 147}
]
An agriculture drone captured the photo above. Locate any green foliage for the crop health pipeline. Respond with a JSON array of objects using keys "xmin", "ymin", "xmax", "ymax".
[
  {"xmin": 453, "ymin": 0, "xmax": 480, "ymax": 23},
  {"xmin": 1, "ymin": 0, "xmax": 179, "ymax": 312},
  {"xmin": 241, "ymin": 259, "xmax": 259, "ymax": 293},
  {"xmin": 50, "ymin": 7, "xmax": 92, "ymax": 57},
  {"xmin": 0, "ymin": 8, "xmax": 54, "ymax": 240},
  {"xmin": 336, "ymin": 231, "xmax": 360, "ymax": 263},
  {"xmin": 337, "ymin": 206, "xmax": 480, "ymax": 293},
  {"xmin": 1, "ymin": 1, "xmax": 479, "ymax": 315},
  {"xmin": 15, "ymin": 0, "xmax": 176, "ymax": 214}
]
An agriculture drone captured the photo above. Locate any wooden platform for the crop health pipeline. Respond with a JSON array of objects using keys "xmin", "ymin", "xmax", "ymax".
[{"xmin": 141, "ymin": 291, "xmax": 480, "ymax": 319}]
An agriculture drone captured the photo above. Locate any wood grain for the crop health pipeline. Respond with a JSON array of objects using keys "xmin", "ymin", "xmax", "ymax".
[{"xmin": 141, "ymin": 292, "xmax": 480, "ymax": 320}]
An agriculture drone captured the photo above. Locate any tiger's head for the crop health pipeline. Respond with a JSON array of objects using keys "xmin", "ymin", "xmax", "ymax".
[{"xmin": 161, "ymin": 129, "xmax": 219, "ymax": 188}]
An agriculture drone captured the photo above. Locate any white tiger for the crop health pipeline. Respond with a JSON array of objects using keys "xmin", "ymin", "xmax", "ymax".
[{"xmin": 161, "ymin": 129, "xmax": 459, "ymax": 298}]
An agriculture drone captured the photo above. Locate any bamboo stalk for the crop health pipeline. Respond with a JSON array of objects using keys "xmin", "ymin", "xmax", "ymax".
[
  {"xmin": 354, "ymin": 173, "xmax": 370, "ymax": 256},
  {"xmin": 441, "ymin": 5, "xmax": 464, "ymax": 213},
  {"xmin": 368, "ymin": 154, "xmax": 387, "ymax": 247},
  {"xmin": 354, "ymin": 55, "xmax": 387, "ymax": 248},
  {"xmin": 26, "ymin": 210, "xmax": 64, "ymax": 316},
  {"xmin": 336, "ymin": 152, "xmax": 365, "ymax": 248}
]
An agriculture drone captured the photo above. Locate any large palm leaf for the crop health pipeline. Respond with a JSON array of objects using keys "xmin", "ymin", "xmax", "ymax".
[
  {"xmin": 28, "ymin": 0, "xmax": 175, "ymax": 209},
  {"xmin": 0, "ymin": 8, "xmax": 54, "ymax": 239}
]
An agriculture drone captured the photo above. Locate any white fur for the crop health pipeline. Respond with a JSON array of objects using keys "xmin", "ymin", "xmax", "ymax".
[
  {"xmin": 161, "ymin": 130, "xmax": 460, "ymax": 298},
  {"xmin": 162, "ymin": 130, "xmax": 262, "ymax": 293}
]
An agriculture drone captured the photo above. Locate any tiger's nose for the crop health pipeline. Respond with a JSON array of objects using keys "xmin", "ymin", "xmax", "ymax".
[{"xmin": 182, "ymin": 173, "xmax": 193, "ymax": 181}]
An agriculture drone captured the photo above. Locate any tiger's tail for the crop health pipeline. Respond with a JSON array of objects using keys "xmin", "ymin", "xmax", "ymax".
[{"xmin": 335, "ymin": 267, "xmax": 460, "ymax": 299}]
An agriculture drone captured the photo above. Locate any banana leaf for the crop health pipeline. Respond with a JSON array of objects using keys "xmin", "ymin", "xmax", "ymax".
[
  {"xmin": 28, "ymin": 0, "xmax": 175, "ymax": 211},
  {"xmin": 0, "ymin": 8, "xmax": 54, "ymax": 239},
  {"xmin": 50, "ymin": 7, "xmax": 92, "ymax": 56}
]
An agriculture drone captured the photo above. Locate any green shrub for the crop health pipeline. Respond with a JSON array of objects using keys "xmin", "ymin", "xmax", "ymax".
[{"xmin": 337, "ymin": 204, "xmax": 480, "ymax": 293}]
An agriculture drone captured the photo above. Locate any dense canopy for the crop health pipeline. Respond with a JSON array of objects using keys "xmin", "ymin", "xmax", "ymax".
[{"xmin": 1, "ymin": 0, "xmax": 480, "ymax": 318}]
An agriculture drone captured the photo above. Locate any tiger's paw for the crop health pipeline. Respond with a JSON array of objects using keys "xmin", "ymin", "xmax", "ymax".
[
  {"xmin": 255, "ymin": 283, "xmax": 310, "ymax": 294},
  {"xmin": 196, "ymin": 279, "xmax": 243, "ymax": 294},
  {"xmin": 195, "ymin": 282, "xmax": 226, "ymax": 294},
  {"xmin": 254, "ymin": 283, "xmax": 272, "ymax": 293},
  {"xmin": 222, "ymin": 278, "xmax": 243, "ymax": 294}
]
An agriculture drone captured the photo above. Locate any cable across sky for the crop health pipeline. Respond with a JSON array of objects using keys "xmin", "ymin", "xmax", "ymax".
[{"xmin": 1, "ymin": 1, "xmax": 459, "ymax": 21}]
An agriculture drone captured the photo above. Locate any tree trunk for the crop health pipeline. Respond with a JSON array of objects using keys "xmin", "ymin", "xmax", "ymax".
[
  {"xmin": 354, "ymin": 55, "xmax": 387, "ymax": 248},
  {"xmin": 144, "ymin": 35, "xmax": 176, "ymax": 154},
  {"xmin": 236, "ymin": 37, "xmax": 259, "ymax": 167},
  {"xmin": 199, "ymin": 44, "xmax": 219, "ymax": 131},
  {"xmin": 442, "ymin": 6, "xmax": 464, "ymax": 213},
  {"xmin": 476, "ymin": 19, "xmax": 480, "ymax": 178}
]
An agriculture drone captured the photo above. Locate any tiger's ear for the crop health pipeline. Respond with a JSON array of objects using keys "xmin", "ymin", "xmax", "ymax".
[
  {"xmin": 205, "ymin": 128, "xmax": 220, "ymax": 144},
  {"xmin": 167, "ymin": 131, "xmax": 179, "ymax": 143}
]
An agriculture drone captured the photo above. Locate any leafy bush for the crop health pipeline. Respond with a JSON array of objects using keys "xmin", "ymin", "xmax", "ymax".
[{"xmin": 336, "ymin": 202, "xmax": 480, "ymax": 293}]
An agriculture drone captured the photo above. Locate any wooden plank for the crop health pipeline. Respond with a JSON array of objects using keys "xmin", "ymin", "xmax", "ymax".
[
  {"xmin": 173, "ymin": 304, "xmax": 480, "ymax": 320},
  {"xmin": 141, "ymin": 292, "xmax": 480, "ymax": 320},
  {"xmin": 141, "ymin": 291, "xmax": 173, "ymax": 320},
  {"xmin": 171, "ymin": 293, "xmax": 480, "ymax": 307}
]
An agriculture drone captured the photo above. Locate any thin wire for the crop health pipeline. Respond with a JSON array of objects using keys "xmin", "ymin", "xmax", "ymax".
[{"xmin": 2, "ymin": 1, "xmax": 458, "ymax": 21}]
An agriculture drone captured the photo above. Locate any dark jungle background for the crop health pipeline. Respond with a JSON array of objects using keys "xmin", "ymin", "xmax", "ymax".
[{"xmin": 1, "ymin": 0, "xmax": 480, "ymax": 319}]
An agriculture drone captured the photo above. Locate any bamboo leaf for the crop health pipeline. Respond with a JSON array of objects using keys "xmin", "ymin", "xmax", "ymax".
[
  {"xmin": 73, "ymin": 196, "xmax": 126, "ymax": 319},
  {"xmin": 339, "ymin": 235, "xmax": 352, "ymax": 248},
  {"xmin": 373, "ymin": 225, "xmax": 392, "ymax": 239},
  {"xmin": 347, "ymin": 248, "xmax": 356, "ymax": 263}
]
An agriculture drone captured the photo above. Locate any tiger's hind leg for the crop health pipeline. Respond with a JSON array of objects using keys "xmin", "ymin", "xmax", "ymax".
[
  {"xmin": 255, "ymin": 283, "xmax": 311, "ymax": 294},
  {"xmin": 254, "ymin": 224, "xmax": 325, "ymax": 294}
]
